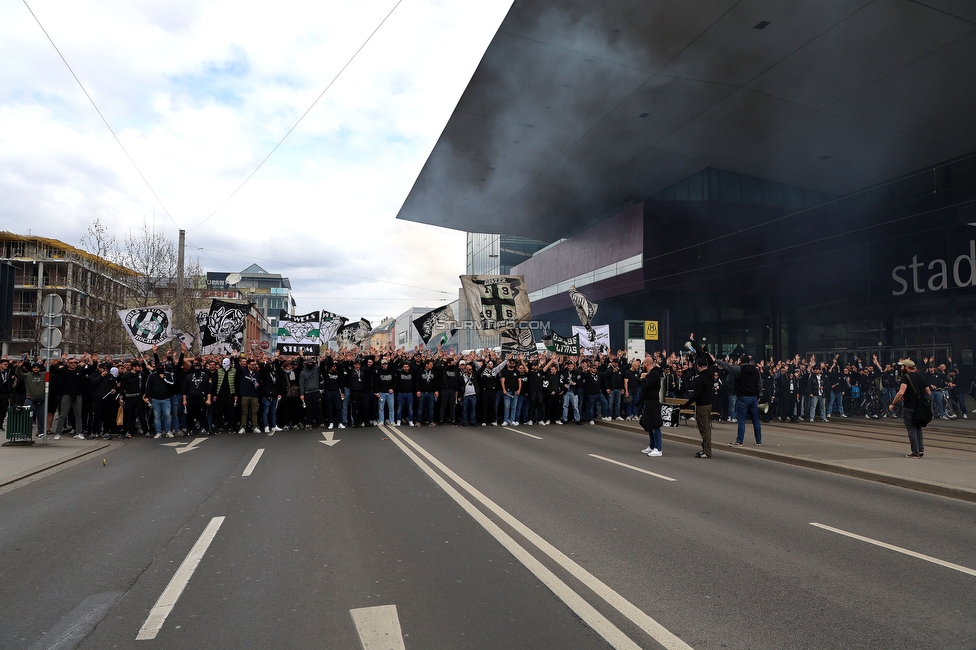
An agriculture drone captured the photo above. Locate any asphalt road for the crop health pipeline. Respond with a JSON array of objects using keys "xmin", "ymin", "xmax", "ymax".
[{"xmin": 0, "ymin": 422, "xmax": 973, "ymax": 649}]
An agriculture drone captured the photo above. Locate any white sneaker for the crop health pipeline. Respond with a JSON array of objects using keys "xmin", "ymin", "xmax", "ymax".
[
  {"xmin": 641, "ymin": 445, "xmax": 653, "ymax": 454},
  {"xmin": 237, "ymin": 428, "xmax": 245, "ymax": 434},
  {"xmin": 53, "ymin": 434, "xmax": 61, "ymax": 440},
  {"xmin": 615, "ymin": 416, "xmax": 623, "ymax": 421},
  {"xmin": 589, "ymin": 420, "xmax": 595, "ymax": 425},
  {"xmin": 264, "ymin": 426, "xmax": 270, "ymax": 433},
  {"xmin": 328, "ymin": 423, "xmax": 334, "ymax": 429},
  {"xmin": 480, "ymin": 423, "xmax": 486, "ymax": 426},
  {"xmin": 395, "ymin": 420, "xmax": 401, "ymax": 426},
  {"xmin": 253, "ymin": 427, "xmax": 261, "ymax": 434},
  {"xmin": 602, "ymin": 416, "xmax": 610, "ymax": 421},
  {"xmin": 272, "ymin": 426, "xmax": 282, "ymax": 432},
  {"xmin": 74, "ymin": 433, "xmax": 86, "ymax": 439},
  {"xmin": 490, "ymin": 422, "xmax": 497, "ymax": 426},
  {"xmin": 555, "ymin": 420, "xmax": 563, "ymax": 425},
  {"xmin": 512, "ymin": 421, "xmax": 519, "ymax": 426},
  {"xmin": 502, "ymin": 421, "xmax": 509, "ymax": 426},
  {"xmin": 154, "ymin": 433, "xmax": 162, "ymax": 439},
  {"xmin": 409, "ymin": 422, "xmax": 416, "ymax": 427},
  {"xmin": 526, "ymin": 420, "xmax": 533, "ymax": 425},
  {"xmin": 648, "ymin": 449, "xmax": 663, "ymax": 457},
  {"xmin": 164, "ymin": 432, "xmax": 174, "ymax": 438},
  {"xmin": 338, "ymin": 423, "xmax": 345, "ymax": 429}
]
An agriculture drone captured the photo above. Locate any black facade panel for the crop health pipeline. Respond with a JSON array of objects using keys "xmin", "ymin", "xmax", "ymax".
[{"xmin": 0, "ymin": 263, "xmax": 13, "ymax": 342}]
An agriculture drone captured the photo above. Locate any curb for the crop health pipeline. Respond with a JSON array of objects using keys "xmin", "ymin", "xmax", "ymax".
[
  {"xmin": 598, "ymin": 420, "xmax": 976, "ymax": 504},
  {"xmin": 0, "ymin": 441, "xmax": 116, "ymax": 489}
]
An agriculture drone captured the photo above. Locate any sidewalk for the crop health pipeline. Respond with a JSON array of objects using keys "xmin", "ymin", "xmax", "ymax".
[
  {"xmin": 0, "ymin": 434, "xmax": 117, "ymax": 492},
  {"xmin": 599, "ymin": 417, "xmax": 976, "ymax": 503}
]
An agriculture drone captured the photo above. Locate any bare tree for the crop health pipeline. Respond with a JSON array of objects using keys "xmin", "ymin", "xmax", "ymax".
[
  {"xmin": 80, "ymin": 216, "xmax": 120, "ymax": 263},
  {"xmin": 76, "ymin": 217, "xmax": 136, "ymax": 353}
]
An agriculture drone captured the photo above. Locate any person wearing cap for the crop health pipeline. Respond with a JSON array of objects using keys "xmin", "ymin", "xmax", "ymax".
[
  {"xmin": 888, "ymin": 358, "xmax": 930, "ymax": 458},
  {"xmin": 16, "ymin": 358, "xmax": 47, "ymax": 438},
  {"xmin": 717, "ymin": 354, "xmax": 763, "ymax": 446}
]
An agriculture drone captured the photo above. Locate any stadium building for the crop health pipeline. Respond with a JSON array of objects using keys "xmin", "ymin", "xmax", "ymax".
[{"xmin": 397, "ymin": 0, "xmax": 976, "ymax": 364}]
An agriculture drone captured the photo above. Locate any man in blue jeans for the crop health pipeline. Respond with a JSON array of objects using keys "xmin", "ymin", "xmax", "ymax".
[{"xmin": 717, "ymin": 354, "xmax": 762, "ymax": 446}]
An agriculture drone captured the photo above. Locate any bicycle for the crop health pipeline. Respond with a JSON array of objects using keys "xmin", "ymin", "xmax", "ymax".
[
  {"xmin": 857, "ymin": 388, "xmax": 887, "ymax": 419},
  {"xmin": 936, "ymin": 387, "xmax": 957, "ymax": 420}
]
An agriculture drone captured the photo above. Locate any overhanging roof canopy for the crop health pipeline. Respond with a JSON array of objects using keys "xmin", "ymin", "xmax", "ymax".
[{"xmin": 397, "ymin": 0, "xmax": 976, "ymax": 241}]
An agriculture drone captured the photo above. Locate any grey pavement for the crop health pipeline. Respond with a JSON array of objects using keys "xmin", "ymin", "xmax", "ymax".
[
  {"xmin": 2, "ymin": 416, "xmax": 974, "ymax": 503},
  {"xmin": 0, "ymin": 434, "xmax": 115, "ymax": 491},
  {"xmin": 600, "ymin": 415, "xmax": 976, "ymax": 503}
]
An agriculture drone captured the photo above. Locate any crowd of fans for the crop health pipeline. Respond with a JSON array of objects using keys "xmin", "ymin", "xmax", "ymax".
[{"xmin": 0, "ymin": 341, "xmax": 970, "ymax": 440}]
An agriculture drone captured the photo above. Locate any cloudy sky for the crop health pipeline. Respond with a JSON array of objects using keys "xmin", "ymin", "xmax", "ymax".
[{"xmin": 1, "ymin": 0, "xmax": 514, "ymax": 321}]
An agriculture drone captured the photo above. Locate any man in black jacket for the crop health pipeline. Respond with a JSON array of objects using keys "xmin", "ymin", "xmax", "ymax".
[
  {"xmin": 682, "ymin": 356, "xmax": 713, "ymax": 457},
  {"xmin": 717, "ymin": 354, "xmax": 762, "ymax": 446}
]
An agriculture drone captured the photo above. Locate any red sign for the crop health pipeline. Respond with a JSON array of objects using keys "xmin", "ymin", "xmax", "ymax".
[
  {"xmin": 260, "ymin": 341, "xmax": 270, "ymax": 350},
  {"xmin": 250, "ymin": 340, "xmax": 260, "ymax": 348}
]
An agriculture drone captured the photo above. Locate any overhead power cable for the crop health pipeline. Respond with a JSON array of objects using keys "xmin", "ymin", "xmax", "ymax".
[
  {"xmin": 23, "ymin": 0, "xmax": 181, "ymax": 232},
  {"xmin": 187, "ymin": 0, "xmax": 404, "ymax": 232}
]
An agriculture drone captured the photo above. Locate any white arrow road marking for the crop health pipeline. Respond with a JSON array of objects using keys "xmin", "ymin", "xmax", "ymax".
[
  {"xmin": 136, "ymin": 516, "xmax": 225, "ymax": 641},
  {"xmin": 589, "ymin": 454, "xmax": 677, "ymax": 482},
  {"xmin": 319, "ymin": 431, "xmax": 340, "ymax": 446},
  {"xmin": 242, "ymin": 449, "xmax": 264, "ymax": 477},
  {"xmin": 811, "ymin": 523, "xmax": 976, "ymax": 577},
  {"xmin": 161, "ymin": 442, "xmax": 184, "ymax": 447},
  {"xmin": 503, "ymin": 426, "xmax": 542, "ymax": 439},
  {"xmin": 349, "ymin": 604, "xmax": 406, "ymax": 650},
  {"xmin": 383, "ymin": 426, "xmax": 692, "ymax": 650},
  {"xmin": 175, "ymin": 437, "xmax": 207, "ymax": 455}
]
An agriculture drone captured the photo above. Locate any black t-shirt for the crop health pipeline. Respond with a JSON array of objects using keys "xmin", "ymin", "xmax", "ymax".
[
  {"xmin": 900, "ymin": 372, "xmax": 927, "ymax": 410},
  {"xmin": 499, "ymin": 368, "xmax": 519, "ymax": 394}
]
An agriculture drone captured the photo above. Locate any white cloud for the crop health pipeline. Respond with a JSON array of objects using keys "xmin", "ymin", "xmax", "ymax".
[{"xmin": 0, "ymin": 0, "xmax": 513, "ymax": 321}]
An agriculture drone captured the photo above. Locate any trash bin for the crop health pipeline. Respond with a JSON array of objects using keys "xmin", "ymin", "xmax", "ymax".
[{"xmin": 5, "ymin": 406, "xmax": 34, "ymax": 444}]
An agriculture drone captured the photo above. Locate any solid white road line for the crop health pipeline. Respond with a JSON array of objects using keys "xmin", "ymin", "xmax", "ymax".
[
  {"xmin": 349, "ymin": 604, "xmax": 406, "ymax": 650},
  {"xmin": 242, "ymin": 449, "xmax": 265, "ymax": 477},
  {"xmin": 136, "ymin": 516, "xmax": 226, "ymax": 641},
  {"xmin": 380, "ymin": 426, "xmax": 644, "ymax": 650},
  {"xmin": 385, "ymin": 426, "xmax": 694, "ymax": 650},
  {"xmin": 589, "ymin": 454, "xmax": 677, "ymax": 482},
  {"xmin": 503, "ymin": 426, "xmax": 542, "ymax": 439},
  {"xmin": 810, "ymin": 522, "xmax": 976, "ymax": 577}
]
